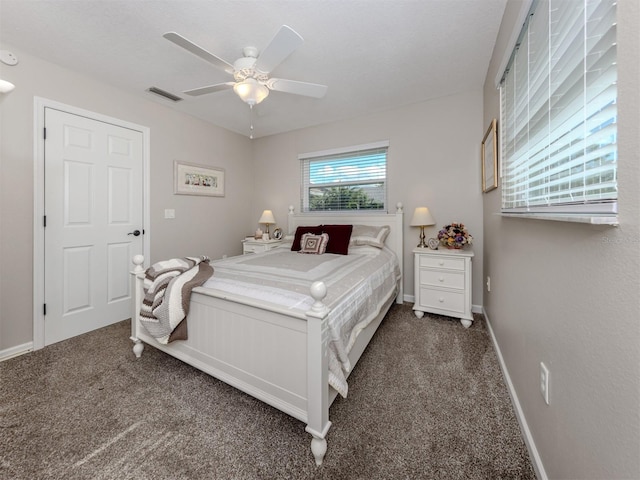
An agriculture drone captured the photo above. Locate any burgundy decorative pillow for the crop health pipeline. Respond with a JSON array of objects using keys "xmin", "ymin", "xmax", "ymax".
[
  {"xmin": 321, "ymin": 224, "xmax": 353, "ymax": 255},
  {"xmin": 291, "ymin": 226, "xmax": 323, "ymax": 251},
  {"xmin": 298, "ymin": 233, "xmax": 329, "ymax": 254}
]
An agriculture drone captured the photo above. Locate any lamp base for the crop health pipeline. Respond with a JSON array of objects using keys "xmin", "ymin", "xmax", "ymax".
[{"xmin": 416, "ymin": 226, "xmax": 427, "ymax": 248}]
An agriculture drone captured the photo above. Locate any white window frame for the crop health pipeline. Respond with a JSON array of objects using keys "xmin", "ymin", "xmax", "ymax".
[
  {"xmin": 299, "ymin": 141, "xmax": 389, "ymax": 213},
  {"xmin": 498, "ymin": 0, "xmax": 618, "ymax": 223}
]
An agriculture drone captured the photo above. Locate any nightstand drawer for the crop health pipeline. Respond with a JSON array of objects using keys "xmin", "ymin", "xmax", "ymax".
[
  {"xmin": 419, "ymin": 269, "xmax": 465, "ymax": 290},
  {"xmin": 242, "ymin": 239, "xmax": 283, "ymax": 255},
  {"xmin": 418, "ymin": 288, "xmax": 465, "ymax": 314},
  {"xmin": 419, "ymin": 255, "xmax": 465, "ymax": 271}
]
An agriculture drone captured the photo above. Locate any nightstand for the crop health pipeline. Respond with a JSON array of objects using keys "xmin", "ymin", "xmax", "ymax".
[
  {"xmin": 242, "ymin": 238, "xmax": 283, "ymax": 254},
  {"xmin": 413, "ymin": 247, "xmax": 474, "ymax": 328}
]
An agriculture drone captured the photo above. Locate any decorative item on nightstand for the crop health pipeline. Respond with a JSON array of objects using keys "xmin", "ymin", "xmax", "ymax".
[
  {"xmin": 410, "ymin": 207, "xmax": 436, "ymax": 248},
  {"xmin": 437, "ymin": 223, "xmax": 473, "ymax": 249},
  {"xmin": 258, "ymin": 210, "xmax": 276, "ymax": 239},
  {"xmin": 427, "ymin": 237, "xmax": 439, "ymax": 250}
]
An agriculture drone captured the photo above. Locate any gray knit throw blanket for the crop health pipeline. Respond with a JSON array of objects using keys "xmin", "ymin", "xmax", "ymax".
[{"xmin": 139, "ymin": 256, "xmax": 213, "ymax": 344}]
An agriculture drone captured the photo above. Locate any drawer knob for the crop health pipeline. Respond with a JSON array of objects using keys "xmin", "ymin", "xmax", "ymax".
[
  {"xmin": 439, "ymin": 276, "xmax": 445, "ymax": 282},
  {"xmin": 439, "ymin": 297, "xmax": 444, "ymax": 303},
  {"xmin": 438, "ymin": 260, "xmax": 445, "ymax": 265}
]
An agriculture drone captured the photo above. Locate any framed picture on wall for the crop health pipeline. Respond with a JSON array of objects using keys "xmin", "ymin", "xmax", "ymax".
[
  {"xmin": 482, "ymin": 119, "xmax": 498, "ymax": 193},
  {"xmin": 174, "ymin": 161, "xmax": 225, "ymax": 197}
]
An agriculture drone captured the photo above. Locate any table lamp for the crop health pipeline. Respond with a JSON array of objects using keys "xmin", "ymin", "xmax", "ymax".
[
  {"xmin": 410, "ymin": 207, "xmax": 435, "ymax": 248},
  {"xmin": 258, "ymin": 210, "xmax": 276, "ymax": 239}
]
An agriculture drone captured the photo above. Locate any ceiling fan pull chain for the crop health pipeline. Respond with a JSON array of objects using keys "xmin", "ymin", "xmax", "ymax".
[{"xmin": 249, "ymin": 105, "xmax": 255, "ymax": 140}]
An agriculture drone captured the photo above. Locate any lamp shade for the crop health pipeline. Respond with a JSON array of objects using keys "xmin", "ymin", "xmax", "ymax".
[
  {"xmin": 258, "ymin": 210, "xmax": 276, "ymax": 225},
  {"xmin": 410, "ymin": 207, "xmax": 435, "ymax": 227},
  {"xmin": 233, "ymin": 78, "xmax": 269, "ymax": 106}
]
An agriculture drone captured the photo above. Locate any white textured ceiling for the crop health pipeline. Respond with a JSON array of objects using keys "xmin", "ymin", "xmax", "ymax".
[{"xmin": 0, "ymin": 0, "xmax": 506, "ymax": 138}]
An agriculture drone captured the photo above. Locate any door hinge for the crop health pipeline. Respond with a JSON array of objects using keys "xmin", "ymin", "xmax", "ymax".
[
  {"xmin": 43, "ymin": 215, "xmax": 47, "ymax": 227},
  {"xmin": 43, "ymin": 304, "xmax": 47, "ymax": 315},
  {"xmin": 43, "ymin": 127, "xmax": 47, "ymax": 140}
]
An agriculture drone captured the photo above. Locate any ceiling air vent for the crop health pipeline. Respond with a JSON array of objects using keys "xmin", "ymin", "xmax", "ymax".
[{"xmin": 146, "ymin": 86, "xmax": 182, "ymax": 102}]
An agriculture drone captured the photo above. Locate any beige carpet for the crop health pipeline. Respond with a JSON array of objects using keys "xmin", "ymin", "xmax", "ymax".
[{"xmin": 0, "ymin": 303, "xmax": 536, "ymax": 479}]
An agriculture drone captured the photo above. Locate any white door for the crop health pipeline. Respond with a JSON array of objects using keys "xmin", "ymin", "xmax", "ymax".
[{"xmin": 44, "ymin": 108, "xmax": 144, "ymax": 345}]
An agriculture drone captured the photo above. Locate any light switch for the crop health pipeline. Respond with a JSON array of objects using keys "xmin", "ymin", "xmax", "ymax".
[{"xmin": 164, "ymin": 209, "xmax": 175, "ymax": 219}]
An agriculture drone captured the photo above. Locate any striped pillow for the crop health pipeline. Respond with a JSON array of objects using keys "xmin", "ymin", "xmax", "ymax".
[
  {"xmin": 349, "ymin": 225, "xmax": 390, "ymax": 249},
  {"xmin": 299, "ymin": 233, "xmax": 329, "ymax": 254}
]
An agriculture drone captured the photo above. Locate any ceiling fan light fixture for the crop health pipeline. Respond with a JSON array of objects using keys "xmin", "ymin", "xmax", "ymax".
[{"xmin": 233, "ymin": 78, "xmax": 269, "ymax": 106}]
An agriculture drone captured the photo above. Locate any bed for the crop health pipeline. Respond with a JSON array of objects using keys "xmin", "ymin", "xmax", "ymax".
[{"xmin": 129, "ymin": 204, "xmax": 404, "ymax": 465}]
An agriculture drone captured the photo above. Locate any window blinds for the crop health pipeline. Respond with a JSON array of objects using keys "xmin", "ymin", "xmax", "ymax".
[
  {"xmin": 500, "ymin": 0, "xmax": 617, "ymax": 214},
  {"xmin": 299, "ymin": 142, "xmax": 388, "ymax": 212}
]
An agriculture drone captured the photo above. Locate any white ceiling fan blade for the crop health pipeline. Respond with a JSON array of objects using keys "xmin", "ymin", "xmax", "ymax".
[
  {"xmin": 267, "ymin": 78, "xmax": 328, "ymax": 98},
  {"xmin": 255, "ymin": 25, "xmax": 304, "ymax": 74},
  {"xmin": 184, "ymin": 82, "xmax": 235, "ymax": 96},
  {"xmin": 164, "ymin": 32, "xmax": 234, "ymax": 74}
]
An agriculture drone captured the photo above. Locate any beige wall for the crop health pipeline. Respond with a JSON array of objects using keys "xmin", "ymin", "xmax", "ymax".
[
  {"xmin": 250, "ymin": 91, "xmax": 485, "ymax": 304},
  {"xmin": 483, "ymin": 1, "xmax": 640, "ymax": 478},
  {"xmin": 0, "ymin": 45, "xmax": 253, "ymax": 350}
]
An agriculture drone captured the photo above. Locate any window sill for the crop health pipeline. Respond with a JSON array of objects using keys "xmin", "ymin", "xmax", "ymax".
[{"xmin": 496, "ymin": 212, "xmax": 619, "ymax": 226}]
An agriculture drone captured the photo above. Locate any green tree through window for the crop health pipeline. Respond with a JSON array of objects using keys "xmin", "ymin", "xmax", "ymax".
[
  {"xmin": 309, "ymin": 186, "xmax": 384, "ymax": 211},
  {"xmin": 300, "ymin": 142, "xmax": 388, "ymax": 212}
]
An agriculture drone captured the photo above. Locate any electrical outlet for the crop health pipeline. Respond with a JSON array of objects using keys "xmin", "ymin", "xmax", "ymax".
[
  {"xmin": 540, "ymin": 362, "xmax": 550, "ymax": 405},
  {"xmin": 486, "ymin": 276, "xmax": 491, "ymax": 292}
]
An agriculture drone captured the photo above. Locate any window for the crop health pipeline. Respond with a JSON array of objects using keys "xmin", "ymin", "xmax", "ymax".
[
  {"xmin": 500, "ymin": 0, "xmax": 617, "ymax": 215},
  {"xmin": 299, "ymin": 141, "xmax": 388, "ymax": 213}
]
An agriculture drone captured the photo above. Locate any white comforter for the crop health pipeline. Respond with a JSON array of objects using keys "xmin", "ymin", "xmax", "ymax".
[{"xmin": 198, "ymin": 245, "xmax": 400, "ymax": 397}]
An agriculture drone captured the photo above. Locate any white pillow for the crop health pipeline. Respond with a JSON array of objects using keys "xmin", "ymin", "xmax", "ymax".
[{"xmin": 349, "ymin": 225, "xmax": 390, "ymax": 249}]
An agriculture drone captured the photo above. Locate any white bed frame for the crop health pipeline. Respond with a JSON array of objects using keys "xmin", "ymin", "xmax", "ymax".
[{"xmin": 130, "ymin": 204, "xmax": 404, "ymax": 465}]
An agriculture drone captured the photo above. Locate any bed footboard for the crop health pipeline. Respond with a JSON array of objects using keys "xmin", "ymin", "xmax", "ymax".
[{"xmin": 130, "ymin": 255, "xmax": 332, "ymax": 465}]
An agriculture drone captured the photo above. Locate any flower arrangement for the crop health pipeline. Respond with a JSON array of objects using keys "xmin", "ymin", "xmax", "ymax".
[{"xmin": 437, "ymin": 223, "xmax": 473, "ymax": 249}]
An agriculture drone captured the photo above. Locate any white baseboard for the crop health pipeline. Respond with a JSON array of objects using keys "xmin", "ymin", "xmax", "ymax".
[
  {"xmin": 483, "ymin": 307, "xmax": 547, "ymax": 480},
  {"xmin": 0, "ymin": 342, "xmax": 33, "ymax": 362}
]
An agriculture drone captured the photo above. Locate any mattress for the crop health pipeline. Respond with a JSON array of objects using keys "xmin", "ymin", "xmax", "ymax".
[{"xmin": 197, "ymin": 245, "xmax": 401, "ymax": 397}]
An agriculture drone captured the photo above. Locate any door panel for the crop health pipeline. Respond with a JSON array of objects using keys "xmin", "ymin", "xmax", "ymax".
[
  {"xmin": 108, "ymin": 167, "xmax": 132, "ymax": 223},
  {"xmin": 64, "ymin": 160, "xmax": 93, "ymax": 225},
  {"xmin": 45, "ymin": 108, "xmax": 143, "ymax": 345},
  {"xmin": 63, "ymin": 246, "xmax": 92, "ymax": 314},
  {"xmin": 107, "ymin": 242, "xmax": 132, "ymax": 303}
]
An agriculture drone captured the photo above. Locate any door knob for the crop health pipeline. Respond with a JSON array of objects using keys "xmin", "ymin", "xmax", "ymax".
[{"xmin": 128, "ymin": 230, "xmax": 141, "ymax": 237}]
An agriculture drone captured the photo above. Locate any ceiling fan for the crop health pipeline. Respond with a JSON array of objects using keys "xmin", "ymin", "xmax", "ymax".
[{"xmin": 164, "ymin": 26, "xmax": 328, "ymax": 106}]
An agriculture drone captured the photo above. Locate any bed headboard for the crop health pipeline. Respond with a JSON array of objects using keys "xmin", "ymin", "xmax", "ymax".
[{"xmin": 287, "ymin": 203, "xmax": 404, "ymax": 303}]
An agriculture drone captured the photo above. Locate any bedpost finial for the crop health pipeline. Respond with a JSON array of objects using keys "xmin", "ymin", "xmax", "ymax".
[
  {"xmin": 132, "ymin": 255, "xmax": 145, "ymax": 274},
  {"xmin": 396, "ymin": 202, "xmax": 403, "ymax": 213},
  {"xmin": 309, "ymin": 281, "xmax": 328, "ymax": 314}
]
